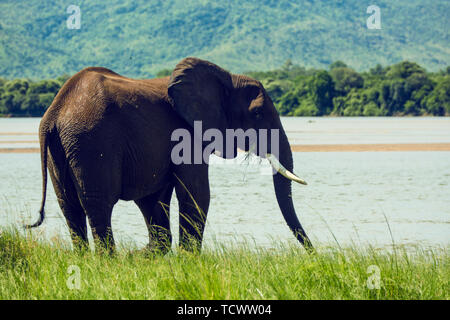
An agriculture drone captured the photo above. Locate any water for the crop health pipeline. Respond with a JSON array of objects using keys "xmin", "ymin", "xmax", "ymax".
[{"xmin": 0, "ymin": 117, "xmax": 449, "ymax": 250}]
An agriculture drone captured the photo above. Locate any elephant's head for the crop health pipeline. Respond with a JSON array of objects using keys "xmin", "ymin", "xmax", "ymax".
[{"xmin": 168, "ymin": 57, "xmax": 313, "ymax": 250}]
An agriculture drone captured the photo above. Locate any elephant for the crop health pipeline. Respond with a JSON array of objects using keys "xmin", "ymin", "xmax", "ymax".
[{"xmin": 25, "ymin": 57, "xmax": 313, "ymax": 253}]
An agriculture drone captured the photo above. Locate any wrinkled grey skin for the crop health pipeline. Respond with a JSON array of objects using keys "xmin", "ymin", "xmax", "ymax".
[{"xmin": 25, "ymin": 57, "xmax": 312, "ymax": 253}]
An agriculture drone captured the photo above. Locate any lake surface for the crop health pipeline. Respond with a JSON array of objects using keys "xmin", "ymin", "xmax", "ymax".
[{"xmin": 0, "ymin": 117, "xmax": 449, "ymax": 250}]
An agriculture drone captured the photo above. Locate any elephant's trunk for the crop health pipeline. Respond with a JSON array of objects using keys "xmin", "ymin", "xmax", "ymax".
[{"xmin": 271, "ymin": 128, "xmax": 313, "ymax": 251}]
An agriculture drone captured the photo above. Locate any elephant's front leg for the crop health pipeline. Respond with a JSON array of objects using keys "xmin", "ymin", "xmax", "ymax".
[
  {"xmin": 173, "ymin": 163, "xmax": 210, "ymax": 252},
  {"xmin": 135, "ymin": 183, "xmax": 174, "ymax": 254}
]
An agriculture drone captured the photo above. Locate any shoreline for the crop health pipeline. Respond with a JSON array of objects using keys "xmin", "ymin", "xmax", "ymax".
[
  {"xmin": 2, "ymin": 143, "xmax": 450, "ymax": 154},
  {"xmin": 290, "ymin": 143, "xmax": 450, "ymax": 152}
]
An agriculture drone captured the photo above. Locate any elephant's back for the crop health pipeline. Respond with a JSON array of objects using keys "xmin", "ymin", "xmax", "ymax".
[
  {"xmin": 46, "ymin": 67, "xmax": 186, "ymax": 201},
  {"xmin": 46, "ymin": 68, "xmax": 172, "ymax": 131}
]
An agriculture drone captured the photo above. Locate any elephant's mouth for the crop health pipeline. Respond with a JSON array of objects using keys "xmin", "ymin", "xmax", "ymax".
[
  {"xmin": 266, "ymin": 153, "xmax": 307, "ymax": 185},
  {"xmin": 244, "ymin": 141, "xmax": 307, "ymax": 185}
]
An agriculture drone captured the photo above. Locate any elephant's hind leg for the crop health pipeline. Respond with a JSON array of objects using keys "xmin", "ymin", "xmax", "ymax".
[
  {"xmin": 70, "ymin": 170, "xmax": 117, "ymax": 253},
  {"xmin": 48, "ymin": 151, "xmax": 88, "ymax": 250},
  {"xmin": 135, "ymin": 184, "xmax": 174, "ymax": 254},
  {"xmin": 80, "ymin": 197, "xmax": 115, "ymax": 254},
  {"xmin": 58, "ymin": 198, "xmax": 88, "ymax": 250},
  {"xmin": 68, "ymin": 151, "xmax": 120, "ymax": 254}
]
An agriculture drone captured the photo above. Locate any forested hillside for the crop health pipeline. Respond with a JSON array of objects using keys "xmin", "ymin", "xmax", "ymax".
[{"xmin": 0, "ymin": 1, "xmax": 449, "ymax": 79}]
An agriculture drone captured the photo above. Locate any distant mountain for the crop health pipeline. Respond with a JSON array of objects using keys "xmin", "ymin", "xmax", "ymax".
[{"xmin": 0, "ymin": 0, "xmax": 448, "ymax": 79}]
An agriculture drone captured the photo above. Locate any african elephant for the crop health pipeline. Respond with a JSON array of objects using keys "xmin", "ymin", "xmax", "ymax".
[{"xmin": 25, "ymin": 57, "xmax": 313, "ymax": 253}]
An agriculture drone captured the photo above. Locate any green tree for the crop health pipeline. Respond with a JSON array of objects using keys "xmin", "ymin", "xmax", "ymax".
[
  {"xmin": 424, "ymin": 76, "xmax": 450, "ymax": 115},
  {"xmin": 369, "ymin": 64, "xmax": 385, "ymax": 76},
  {"xmin": 330, "ymin": 67, "xmax": 364, "ymax": 95},
  {"xmin": 386, "ymin": 61, "xmax": 425, "ymax": 79},
  {"xmin": 309, "ymin": 71, "xmax": 335, "ymax": 115},
  {"xmin": 329, "ymin": 61, "xmax": 348, "ymax": 70}
]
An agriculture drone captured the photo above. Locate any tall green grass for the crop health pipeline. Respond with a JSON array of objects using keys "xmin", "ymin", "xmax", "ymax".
[{"xmin": 0, "ymin": 228, "xmax": 448, "ymax": 300}]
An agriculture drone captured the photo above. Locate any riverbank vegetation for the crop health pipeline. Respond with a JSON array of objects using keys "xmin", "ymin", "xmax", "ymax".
[
  {"xmin": 0, "ymin": 61, "xmax": 449, "ymax": 117},
  {"xmin": 247, "ymin": 60, "xmax": 450, "ymax": 116},
  {"xmin": 0, "ymin": 229, "xmax": 448, "ymax": 299}
]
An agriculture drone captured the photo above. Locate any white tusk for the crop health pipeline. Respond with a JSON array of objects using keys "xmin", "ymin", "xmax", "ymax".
[{"xmin": 266, "ymin": 153, "xmax": 308, "ymax": 185}]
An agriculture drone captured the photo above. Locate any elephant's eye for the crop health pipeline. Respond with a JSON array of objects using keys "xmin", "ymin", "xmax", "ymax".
[{"xmin": 253, "ymin": 108, "xmax": 263, "ymax": 120}]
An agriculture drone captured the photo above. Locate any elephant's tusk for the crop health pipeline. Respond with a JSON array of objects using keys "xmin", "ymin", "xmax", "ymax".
[{"xmin": 266, "ymin": 153, "xmax": 308, "ymax": 185}]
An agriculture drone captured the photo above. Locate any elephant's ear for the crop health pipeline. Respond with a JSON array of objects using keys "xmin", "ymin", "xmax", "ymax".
[{"xmin": 167, "ymin": 57, "xmax": 233, "ymax": 132}]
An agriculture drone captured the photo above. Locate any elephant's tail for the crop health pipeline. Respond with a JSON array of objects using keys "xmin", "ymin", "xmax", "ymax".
[{"xmin": 24, "ymin": 126, "xmax": 49, "ymax": 229}]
